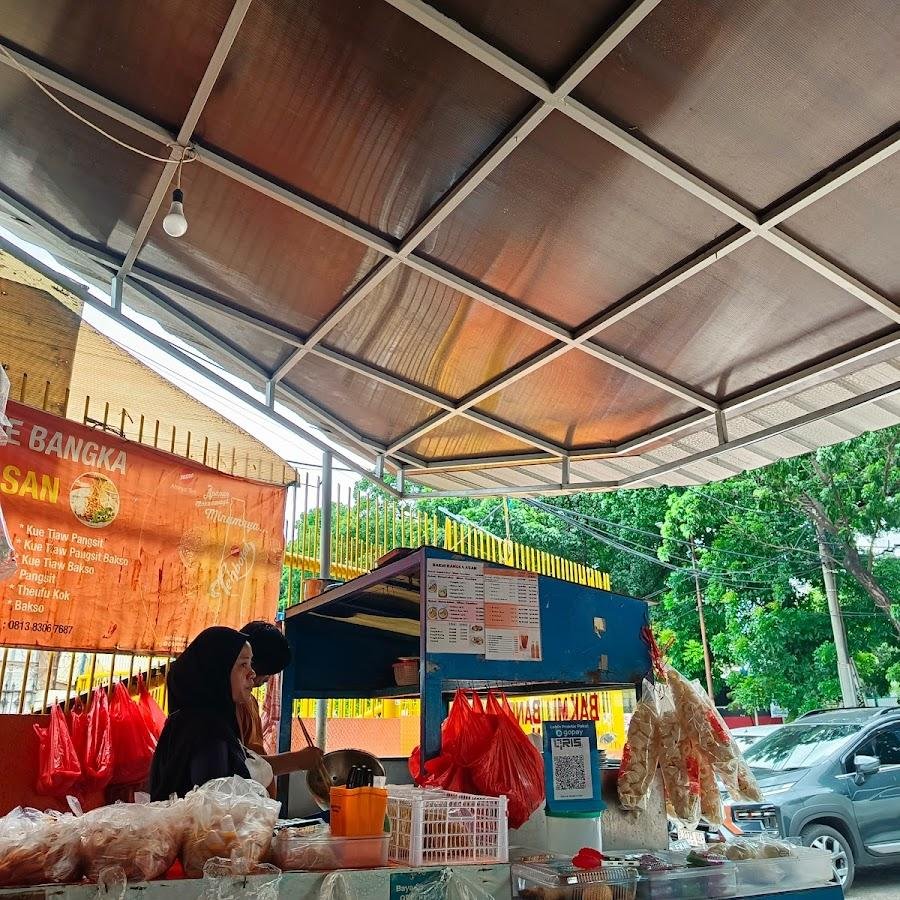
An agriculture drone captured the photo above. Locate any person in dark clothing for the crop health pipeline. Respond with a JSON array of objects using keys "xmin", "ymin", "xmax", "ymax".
[{"xmin": 149, "ymin": 626, "xmax": 320, "ymax": 800}]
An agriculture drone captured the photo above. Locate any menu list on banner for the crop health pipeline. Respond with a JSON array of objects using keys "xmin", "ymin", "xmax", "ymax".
[
  {"xmin": 424, "ymin": 558, "xmax": 485, "ymax": 654},
  {"xmin": 484, "ymin": 567, "xmax": 542, "ymax": 661}
]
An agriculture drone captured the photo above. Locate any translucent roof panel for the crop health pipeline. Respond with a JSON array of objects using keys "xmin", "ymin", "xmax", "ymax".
[
  {"xmin": 197, "ymin": 0, "xmax": 531, "ymax": 240},
  {"xmin": 418, "ymin": 111, "xmax": 735, "ymax": 329},
  {"xmin": 574, "ymin": 0, "xmax": 900, "ymax": 208},
  {"xmin": 1, "ymin": 0, "xmax": 898, "ymax": 495},
  {"xmin": 323, "ymin": 266, "xmax": 553, "ymax": 401}
]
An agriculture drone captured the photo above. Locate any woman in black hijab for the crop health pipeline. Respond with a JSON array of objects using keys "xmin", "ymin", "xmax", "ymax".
[{"xmin": 150, "ymin": 626, "xmax": 321, "ymax": 800}]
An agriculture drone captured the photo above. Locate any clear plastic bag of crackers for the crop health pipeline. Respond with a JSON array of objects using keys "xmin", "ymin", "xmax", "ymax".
[
  {"xmin": 78, "ymin": 795, "xmax": 183, "ymax": 882},
  {"xmin": 0, "ymin": 806, "xmax": 81, "ymax": 887},
  {"xmin": 666, "ymin": 666, "xmax": 763, "ymax": 803},
  {"xmin": 181, "ymin": 776, "xmax": 281, "ymax": 877},
  {"xmin": 617, "ymin": 678, "xmax": 660, "ymax": 811}
]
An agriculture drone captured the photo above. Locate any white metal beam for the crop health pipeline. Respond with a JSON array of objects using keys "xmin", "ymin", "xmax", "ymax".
[
  {"xmin": 379, "ymin": 0, "xmax": 552, "ymax": 99},
  {"xmin": 118, "ymin": 0, "xmax": 253, "ymax": 277},
  {"xmin": 761, "ymin": 129, "xmax": 900, "ymax": 228},
  {"xmin": 575, "ymin": 230, "xmax": 756, "ymax": 338},
  {"xmin": 402, "ymin": 379, "xmax": 900, "ymax": 499},
  {"xmin": 579, "ymin": 343, "xmax": 717, "ymax": 410},
  {"xmin": 125, "ymin": 277, "xmax": 270, "ymax": 383},
  {"xmin": 400, "ymin": 330, "xmax": 900, "ymax": 472},
  {"xmin": 0, "ymin": 43, "xmax": 171, "ymax": 144},
  {"xmin": 616, "ymin": 380, "xmax": 900, "ymax": 492},
  {"xmin": 127, "ymin": 265, "xmax": 307, "ymax": 347}
]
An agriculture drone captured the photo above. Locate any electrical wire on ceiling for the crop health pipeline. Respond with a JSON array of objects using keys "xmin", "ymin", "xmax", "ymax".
[{"xmin": 0, "ymin": 45, "xmax": 196, "ymax": 166}]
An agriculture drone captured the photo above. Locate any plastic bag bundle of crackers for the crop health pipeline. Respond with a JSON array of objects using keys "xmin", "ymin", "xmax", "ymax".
[{"xmin": 617, "ymin": 628, "xmax": 763, "ymax": 828}]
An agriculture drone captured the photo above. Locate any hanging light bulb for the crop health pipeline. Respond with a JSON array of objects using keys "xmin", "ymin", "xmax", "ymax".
[{"xmin": 163, "ymin": 187, "xmax": 188, "ymax": 237}]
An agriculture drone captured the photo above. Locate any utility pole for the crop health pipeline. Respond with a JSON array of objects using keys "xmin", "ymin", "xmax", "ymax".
[
  {"xmin": 814, "ymin": 523, "xmax": 858, "ymax": 707},
  {"xmin": 690, "ymin": 542, "xmax": 716, "ymax": 701}
]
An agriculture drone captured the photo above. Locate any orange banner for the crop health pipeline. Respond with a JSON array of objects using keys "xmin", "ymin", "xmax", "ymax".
[{"xmin": 0, "ymin": 402, "xmax": 286, "ymax": 653}]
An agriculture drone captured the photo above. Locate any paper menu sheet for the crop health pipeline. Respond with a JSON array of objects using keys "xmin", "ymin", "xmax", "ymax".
[
  {"xmin": 483, "ymin": 567, "xmax": 541, "ymax": 661},
  {"xmin": 425, "ymin": 558, "xmax": 485, "ymax": 654}
]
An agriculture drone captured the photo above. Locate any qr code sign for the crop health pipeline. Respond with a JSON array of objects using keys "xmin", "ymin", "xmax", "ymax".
[
  {"xmin": 554, "ymin": 754, "xmax": 587, "ymax": 792},
  {"xmin": 551, "ymin": 736, "xmax": 593, "ymax": 800}
]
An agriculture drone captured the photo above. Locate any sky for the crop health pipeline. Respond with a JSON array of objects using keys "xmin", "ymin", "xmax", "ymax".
[{"xmin": 0, "ymin": 225, "xmax": 366, "ymax": 498}]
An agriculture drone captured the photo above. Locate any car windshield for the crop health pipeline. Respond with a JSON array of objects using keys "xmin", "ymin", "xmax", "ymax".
[{"xmin": 743, "ymin": 723, "xmax": 860, "ymax": 772}]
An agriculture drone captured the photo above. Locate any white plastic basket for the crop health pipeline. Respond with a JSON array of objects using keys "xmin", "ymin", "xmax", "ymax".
[{"xmin": 386, "ymin": 787, "xmax": 508, "ymax": 867}]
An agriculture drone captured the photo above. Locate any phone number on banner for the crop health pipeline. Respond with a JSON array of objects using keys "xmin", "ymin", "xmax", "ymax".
[{"xmin": 6, "ymin": 619, "xmax": 74, "ymax": 635}]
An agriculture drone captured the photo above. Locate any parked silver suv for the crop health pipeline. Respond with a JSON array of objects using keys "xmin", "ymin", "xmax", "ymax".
[{"xmin": 726, "ymin": 707, "xmax": 900, "ymax": 891}]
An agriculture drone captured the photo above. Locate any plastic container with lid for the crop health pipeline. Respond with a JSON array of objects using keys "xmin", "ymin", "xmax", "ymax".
[
  {"xmin": 546, "ymin": 810, "xmax": 603, "ymax": 857},
  {"xmin": 730, "ymin": 845, "xmax": 834, "ymax": 896},
  {"xmin": 392, "ymin": 657, "xmax": 419, "ymax": 686},
  {"xmin": 514, "ymin": 858, "xmax": 638, "ymax": 900},
  {"xmin": 634, "ymin": 863, "xmax": 737, "ymax": 900},
  {"xmin": 271, "ymin": 826, "xmax": 389, "ymax": 871}
]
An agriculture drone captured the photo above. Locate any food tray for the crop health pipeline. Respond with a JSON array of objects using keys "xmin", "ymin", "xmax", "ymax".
[
  {"xmin": 271, "ymin": 826, "xmax": 389, "ymax": 870},
  {"xmin": 386, "ymin": 787, "xmax": 508, "ymax": 867},
  {"xmin": 514, "ymin": 859, "xmax": 638, "ymax": 900},
  {"xmin": 731, "ymin": 845, "xmax": 834, "ymax": 896}
]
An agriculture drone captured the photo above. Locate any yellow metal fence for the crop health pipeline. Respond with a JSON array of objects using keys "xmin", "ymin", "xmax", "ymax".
[{"xmin": 282, "ymin": 479, "xmax": 611, "ymax": 608}]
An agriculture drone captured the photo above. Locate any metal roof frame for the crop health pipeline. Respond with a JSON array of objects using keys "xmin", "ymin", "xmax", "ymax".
[{"xmin": 1, "ymin": 0, "xmax": 898, "ymax": 497}]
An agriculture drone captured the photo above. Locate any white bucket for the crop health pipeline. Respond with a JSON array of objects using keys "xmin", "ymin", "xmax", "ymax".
[{"xmin": 546, "ymin": 812, "xmax": 603, "ymax": 856}]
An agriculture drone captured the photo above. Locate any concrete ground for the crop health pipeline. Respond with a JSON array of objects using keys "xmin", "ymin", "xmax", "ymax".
[{"xmin": 848, "ymin": 867, "xmax": 900, "ymax": 899}]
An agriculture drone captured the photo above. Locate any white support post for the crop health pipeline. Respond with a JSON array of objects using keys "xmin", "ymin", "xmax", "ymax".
[{"xmin": 316, "ymin": 449, "xmax": 333, "ymax": 749}]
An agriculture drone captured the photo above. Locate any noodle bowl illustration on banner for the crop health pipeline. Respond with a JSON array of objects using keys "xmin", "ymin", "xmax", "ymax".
[{"xmin": 68, "ymin": 472, "xmax": 120, "ymax": 528}]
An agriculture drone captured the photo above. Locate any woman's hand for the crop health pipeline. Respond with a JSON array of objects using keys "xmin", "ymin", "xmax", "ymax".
[
  {"xmin": 263, "ymin": 746, "xmax": 325, "ymax": 776},
  {"xmin": 296, "ymin": 746, "xmax": 325, "ymax": 771}
]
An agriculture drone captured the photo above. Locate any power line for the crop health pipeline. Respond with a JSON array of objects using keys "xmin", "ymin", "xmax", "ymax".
[
  {"xmin": 521, "ymin": 499, "xmax": 820, "ymax": 590},
  {"xmin": 526, "ymin": 498, "xmax": 815, "ymax": 581},
  {"xmin": 541, "ymin": 500, "xmax": 819, "ymax": 564}
]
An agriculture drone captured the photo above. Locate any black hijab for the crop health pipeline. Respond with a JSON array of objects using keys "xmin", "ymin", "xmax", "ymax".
[{"xmin": 149, "ymin": 627, "xmax": 252, "ymax": 800}]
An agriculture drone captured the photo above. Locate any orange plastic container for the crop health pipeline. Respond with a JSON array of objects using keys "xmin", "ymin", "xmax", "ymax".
[{"xmin": 330, "ymin": 786, "xmax": 389, "ymax": 837}]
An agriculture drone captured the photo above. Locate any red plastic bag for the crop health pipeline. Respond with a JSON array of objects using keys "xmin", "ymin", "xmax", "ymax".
[
  {"xmin": 70, "ymin": 691, "xmax": 113, "ymax": 795},
  {"xmin": 34, "ymin": 702, "xmax": 82, "ymax": 797},
  {"xmin": 137, "ymin": 675, "xmax": 167, "ymax": 740},
  {"xmin": 82, "ymin": 688, "xmax": 113, "ymax": 793},
  {"xmin": 109, "ymin": 681, "xmax": 156, "ymax": 785},
  {"xmin": 454, "ymin": 691, "xmax": 498, "ymax": 766},
  {"xmin": 408, "ymin": 690, "xmax": 495, "ymax": 789},
  {"xmin": 470, "ymin": 692, "xmax": 545, "ymax": 828},
  {"xmin": 69, "ymin": 698, "xmax": 88, "ymax": 771}
]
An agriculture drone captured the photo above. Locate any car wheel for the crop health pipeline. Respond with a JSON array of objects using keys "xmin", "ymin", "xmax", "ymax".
[{"xmin": 801, "ymin": 823, "xmax": 855, "ymax": 891}]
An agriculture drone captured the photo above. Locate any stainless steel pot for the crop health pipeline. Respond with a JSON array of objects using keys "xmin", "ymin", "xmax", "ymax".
[{"xmin": 306, "ymin": 748, "xmax": 385, "ymax": 810}]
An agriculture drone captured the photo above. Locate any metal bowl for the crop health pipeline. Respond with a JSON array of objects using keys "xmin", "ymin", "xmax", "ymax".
[{"xmin": 306, "ymin": 748, "xmax": 385, "ymax": 809}]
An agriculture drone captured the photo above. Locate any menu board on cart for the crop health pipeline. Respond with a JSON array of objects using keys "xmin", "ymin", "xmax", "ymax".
[
  {"xmin": 424, "ymin": 558, "xmax": 485, "ymax": 654},
  {"xmin": 483, "ymin": 567, "xmax": 542, "ymax": 661},
  {"xmin": 425, "ymin": 558, "xmax": 541, "ymax": 660}
]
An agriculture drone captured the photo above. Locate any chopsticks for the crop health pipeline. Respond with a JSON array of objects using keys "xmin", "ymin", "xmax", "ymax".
[{"xmin": 297, "ymin": 716, "xmax": 332, "ymax": 790}]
